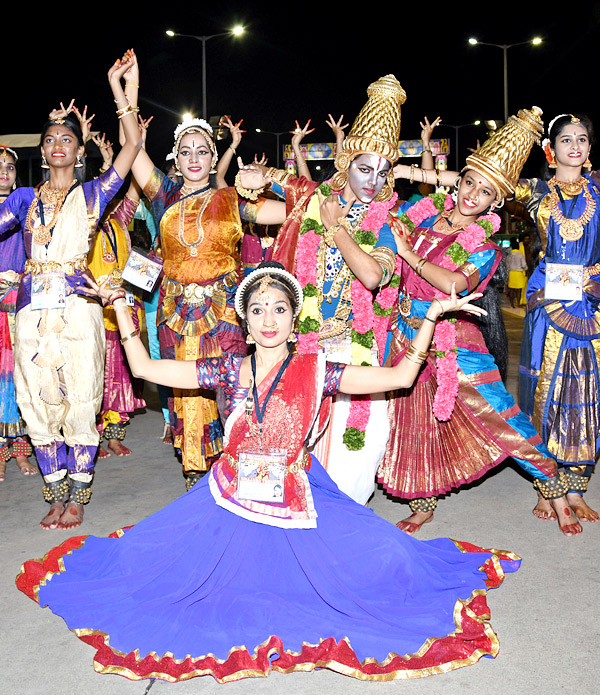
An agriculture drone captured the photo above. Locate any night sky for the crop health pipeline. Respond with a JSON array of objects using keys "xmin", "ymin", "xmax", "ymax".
[{"xmin": 5, "ymin": 3, "xmax": 600, "ymax": 182}]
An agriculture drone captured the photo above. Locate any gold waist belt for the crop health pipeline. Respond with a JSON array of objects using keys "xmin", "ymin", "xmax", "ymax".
[
  {"xmin": 25, "ymin": 257, "xmax": 88, "ymax": 276},
  {"xmin": 164, "ymin": 271, "xmax": 237, "ymax": 306},
  {"xmin": 225, "ymin": 450, "xmax": 310, "ymax": 474}
]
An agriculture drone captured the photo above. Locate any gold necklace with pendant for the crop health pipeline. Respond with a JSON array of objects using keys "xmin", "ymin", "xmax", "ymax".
[
  {"xmin": 178, "ymin": 186, "xmax": 212, "ymax": 257},
  {"xmin": 548, "ymin": 176, "xmax": 596, "ymax": 243}
]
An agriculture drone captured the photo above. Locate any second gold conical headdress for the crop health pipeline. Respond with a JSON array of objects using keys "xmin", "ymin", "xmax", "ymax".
[{"xmin": 465, "ymin": 106, "xmax": 544, "ymax": 199}]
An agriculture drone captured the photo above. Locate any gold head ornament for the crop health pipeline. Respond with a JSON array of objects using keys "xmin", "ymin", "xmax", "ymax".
[
  {"xmin": 464, "ymin": 106, "xmax": 545, "ymax": 200},
  {"xmin": 331, "ymin": 74, "xmax": 407, "ymax": 200}
]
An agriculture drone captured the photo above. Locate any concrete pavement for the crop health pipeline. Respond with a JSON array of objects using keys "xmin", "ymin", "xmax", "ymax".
[{"xmin": 2, "ymin": 310, "xmax": 598, "ymax": 695}]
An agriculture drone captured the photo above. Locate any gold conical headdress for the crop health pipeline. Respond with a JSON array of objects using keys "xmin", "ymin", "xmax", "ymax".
[
  {"xmin": 331, "ymin": 74, "xmax": 406, "ymax": 199},
  {"xmin": 465, "ymin": 106, "xmax": 544, "ymax": 199}
]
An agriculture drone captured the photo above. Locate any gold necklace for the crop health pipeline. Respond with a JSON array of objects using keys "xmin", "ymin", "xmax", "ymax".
[
  {"xmin": 548, "ymin": 176, "xmax": 596, "ymax": 242},
  {"xmin": 27, "ymin": 180, "xmax": 77, "ymax": 246},
  {"xmin": 178, "ymin": 188, "xmax": 212, "ymax": 257}
]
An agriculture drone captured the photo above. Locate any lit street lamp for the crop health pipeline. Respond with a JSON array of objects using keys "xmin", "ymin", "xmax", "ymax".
[
  {"xmin": 166, "ymin": 26, "xmax": 245, "ymax": 120},
  {"xmin": 468, "ymin": 37, "xmax": 542, "ymax": 125}
]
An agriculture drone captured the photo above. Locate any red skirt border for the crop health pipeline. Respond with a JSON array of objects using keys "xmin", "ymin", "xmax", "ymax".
[{"xmin": 16, "ymin": 531, "xmax": 520, "ymax": 683}]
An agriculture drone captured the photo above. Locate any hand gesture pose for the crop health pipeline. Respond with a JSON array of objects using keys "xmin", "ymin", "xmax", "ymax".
[
  {"xmin": 48, "ymin": 99, "xmax": 76, "ymax": 121},
  {"xmin": 138, "ymin": 115, "xmax": 154, "ymax": 148},
  {"xmin": 420, "ymin": 116, "xmax": 441, "ymax": 147},
  {"xmin": 254, "ymin": 153, "xmax": 268, "ymax": 166},
  {"xmin": 317, "ymin": 189, "xmax": 354, "ymax": 232},
  {"xmin": 108, "ymin": 49, "xmax": 137, "ymax": 90},
  {"xmin": 237, "ymin": 156, "xmax": 270, "ymax": 190},
  {"xmin": 72, "ymin": 104, "xmax": 95, "ymax": 143},
  {"xmin": 290, "ymin": 119, "xmax": 314, "ymax": 148},
  {"xmin": 429, "ymin": 283, "xmax": 486, "ymax": 319},
  {"xmin": 92, "ymin": 132, "xmax": 114, "ymax": 170},
  {"xmin": 220, "ymin": 115, "xmax": 246, "ymax": 150},
  {"xmin": 326, "ymin": 114, "xmax": 348, "ymax": 152}
]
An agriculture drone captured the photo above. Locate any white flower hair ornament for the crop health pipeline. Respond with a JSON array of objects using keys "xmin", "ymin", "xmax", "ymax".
[{"xmin": 170, "ymin": 118, "xmax": 218, "ymax": 173}]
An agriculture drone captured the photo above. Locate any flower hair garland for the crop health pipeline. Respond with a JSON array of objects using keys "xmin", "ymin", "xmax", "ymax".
[
  {"xmin": 400, "ymin": 193, "xmax": 500, "ymax": 420},
  {"xmin": 295, "ymin": 183, "xmax": 398, "ymax": 449}
]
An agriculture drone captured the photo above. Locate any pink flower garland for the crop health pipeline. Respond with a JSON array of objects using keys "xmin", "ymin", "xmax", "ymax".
[
  {"xmin": 401, "ymin": 195, "xmax": 501, "ymax": 421},
  {"xmin": 296, "ymin": 229, "xmax": 320, "ymax": 355}
]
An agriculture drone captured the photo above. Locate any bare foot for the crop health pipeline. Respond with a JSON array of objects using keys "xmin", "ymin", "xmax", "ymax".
[
  {"xmin": 108, "ymin": 439, "xmax": 131, "ymax": 456},
  {"xmin": 162, "ymin": 423, "xmax": 173, "ymax": 445},
  {"xmin": 97, "ymin": 446, "xmax": 111, "ymax": 459},
  {"xmin": 533, "ymin": 492, "xmax": 555, "ymax": 520},
  {"xmin": 15, "ymin": 457, "xmax": 37, "ymax": 476},
  {"xmin": 396, "ymin": 511, "xmax": 434, "ymax": 535},
  {"xmin": 57, "ymin": 502, "xmax": 84, "ymax": 530},
  {"xmin": 0, "ymin": 460, "xmax": 5, "ymax": 481},
  {"xmin": 40, "ymin": 502, "xmax": 65, "ymax": 530},
  {"xmin": 549, "ymin": 496, "xmax": 583, "ymax": 536},
  {"xmin": 567, "ymin": 493, "xmax": 600, "ymax": 522}
]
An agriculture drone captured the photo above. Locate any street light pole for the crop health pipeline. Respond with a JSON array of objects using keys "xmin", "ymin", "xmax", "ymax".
[
  {"xmin": 442, "ymin": 122, "xmax": 478, "ymax": 170},
  {"xmin": 166, "ymin": 26, "xmax": 245, "ymax": 121},
  {"xmin": 255, "ymin": 129, "xmax": 287, "ymax": 168},
  {"xmin": 468, "ymin": 38, "xmax": 542, "ymax": 125}
]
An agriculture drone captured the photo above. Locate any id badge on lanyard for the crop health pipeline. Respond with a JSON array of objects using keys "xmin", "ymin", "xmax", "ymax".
[
  {"xmin": 545, "ymin": 262, "xmax": 584, "ymax": 301},
  {"xmin": 237, "ymin": 447, "xmax": 287, "ymax": 503},
  {"xmin": 121, "ymin": 247, "xmax": 164, "ymax": 292},
  {"xmin": 30, "ymin": 272, "xmax": 67, "ymax": 310}
]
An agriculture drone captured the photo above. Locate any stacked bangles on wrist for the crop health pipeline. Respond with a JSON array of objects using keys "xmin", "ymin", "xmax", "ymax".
[
  {"xmin": 108, "ymin": 289, "xmax": 127, "ymax": 306},
  {"xmin": 404, "ymin": 344, "xmax": 429, "ymax": 365},
  {"xmin": 415, "ymin": 258, "xmax": 428, "ymax": 276}
]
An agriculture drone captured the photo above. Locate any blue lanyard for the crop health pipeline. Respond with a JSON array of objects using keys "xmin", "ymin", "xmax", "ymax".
[{"xmin": 250, "ymin": 351, "xmax": 292, "ymax": 428}]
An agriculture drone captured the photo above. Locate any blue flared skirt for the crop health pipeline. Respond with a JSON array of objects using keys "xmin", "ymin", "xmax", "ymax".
[{"xmin": 18, "ymin": 458, "xmax": 520, "ymax": 683}]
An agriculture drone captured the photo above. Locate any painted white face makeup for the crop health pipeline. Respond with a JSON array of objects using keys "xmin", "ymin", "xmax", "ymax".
[{"xmin": 347, "ymin": 154, "xmax": 391, "ymax": 203}]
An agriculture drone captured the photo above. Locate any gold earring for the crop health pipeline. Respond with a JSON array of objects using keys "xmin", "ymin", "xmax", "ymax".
[
  {"xmin": 75, "ymin": 155, "xmax": 84, "ymax": 168},
  {"xmin": 584, "ymin": 155, "xmax": 592, "ymax": 170},
  {"xmin": 246, "ymin": 334, "xmax": 255, "ymax": 345},
  {"xmin": 287, "ymin": 330, "xmax": 297, "ymax": 343},
  {"xmin": 41, "ymin": 154, "xmax": 49, "ymax": 169},
  {"xmin": 549, "ymin": 152, "xmax": 557, "ymax": 169}
]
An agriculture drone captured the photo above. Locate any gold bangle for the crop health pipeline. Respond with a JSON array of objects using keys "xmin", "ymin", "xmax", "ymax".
[
  {"xmin": 409, "ymin": 164, "xmax": 415, "ymax": 185},
  {"xmin": 324, "ymin": 226, "xmax": 337, "ymax": 246},
  {"xmin": 120, "ymin": 330, "xmax": 139, "ymax": 345},
  {"xmin": 422, "ymin": 147, "xmax": 431, "ymax": 154},
  {"xmin": 415, "ymin": 258, "xmax": 428, "ymax": 276},
  {"xmin": 405, "ymin": 344, "xmax": 429, "ymax": 365},
  {"xmin": 229, "ymin": 145, "xmax": 236, "ymax": 154},
  {"xmin": 406, "ymin": 344, "xmax": 429, "ymax": 360},
  {"xmin": 433, "ymin": 297, "xmax": 445, "ymax": 316},
  {"xmin": 234, "ymin": 172, "xmax": 263, "ymax": 201}
]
